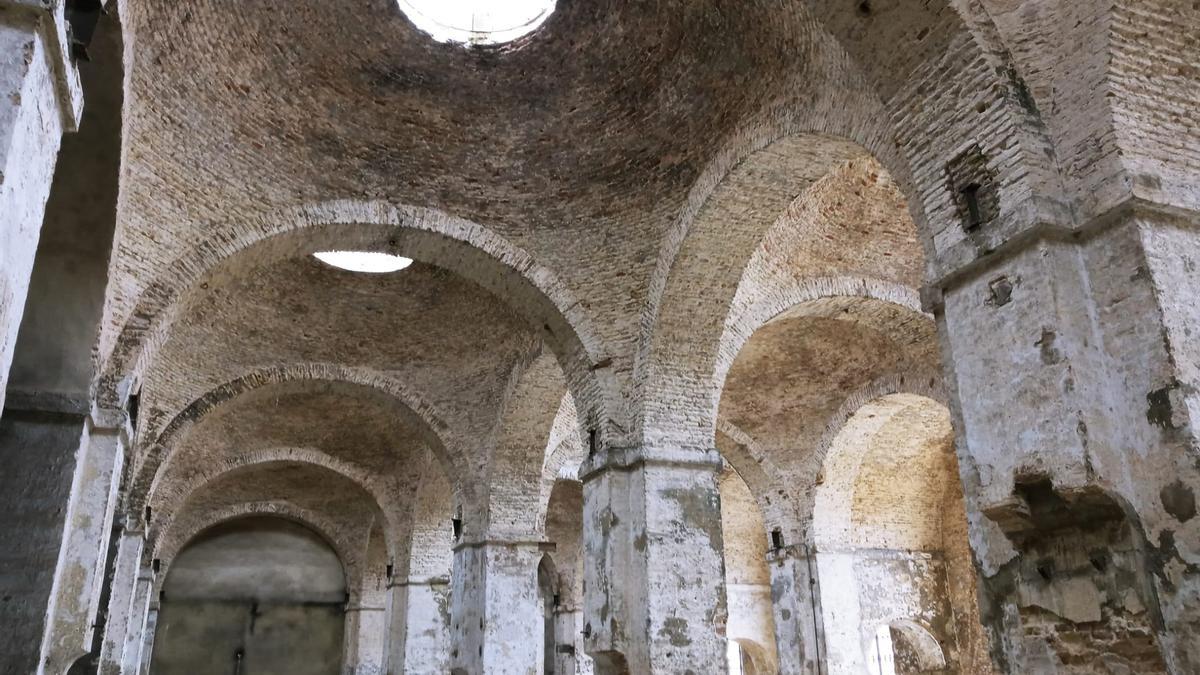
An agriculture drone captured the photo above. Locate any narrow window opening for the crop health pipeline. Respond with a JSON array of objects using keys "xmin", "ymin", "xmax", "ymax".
[
  {"xmin": 771, "ymin": 528, "xmax": 785, "ymax": 550},
  {"xmin": 452, "ymin": 517, "xmax": 463, "ymax": 541},
  {"xmin": 127, "ymin": 390, "xmax": 140, "ymax": 431},
  {"xmin": 960, "ymin": 183, "xmax": 983, "ymax": 231},
  {"xmin": 587, "ymin": 428, "xmax": 598, "ymax": 458},
  {"xmin": 144, "ymin": 505, "xmax": 152, "ymax": 525}
]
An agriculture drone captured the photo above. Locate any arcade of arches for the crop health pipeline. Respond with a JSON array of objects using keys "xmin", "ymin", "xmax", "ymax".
[{"xmin": 0, "ymin": 1, "xmax": 1197, "ymax": 674}]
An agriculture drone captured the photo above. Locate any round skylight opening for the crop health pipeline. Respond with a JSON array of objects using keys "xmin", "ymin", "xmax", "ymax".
[
  {"xmin": 397, "ymin": 0, "xmax": 556, "ymax": 45},
  {"xmin": 313, "ymin": 251, "xmax": 413, "ymax": 274}
]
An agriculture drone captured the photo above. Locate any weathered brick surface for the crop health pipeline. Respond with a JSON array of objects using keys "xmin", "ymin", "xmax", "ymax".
[{"xmin": 1, "ymin": 0, "xmax": 1195, "ymax": 673}]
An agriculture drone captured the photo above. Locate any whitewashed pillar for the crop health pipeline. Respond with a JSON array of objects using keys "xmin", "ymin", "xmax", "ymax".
[
  {"xmin": 0, "ymin": 0, "xmax": 82, "ymax": 416},
  {"xmin": 449, "ymin": 541, "xmax": 543, "ymax": 674},
  {"xmin": 344, "ymin": 600, "xmax": 388, "ymax": 675},
  {"xmin": 37, "ymin": 408, "xmax": 125, "ymax": 674},
  {"xmin": 581, "ymin": 445, "xmax": 728, "ymax": 674},
  {"xmin": 766, "ymin": 545, "xmax": 825, "ymax": 675},
  {"xmin": 386, "ymin": 576, "xmax": 450, "ymax": 673}
]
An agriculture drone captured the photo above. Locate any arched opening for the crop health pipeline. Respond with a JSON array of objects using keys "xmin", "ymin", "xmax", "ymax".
[
  {"xmin": 813, "ymin": 393, "xmax": 988, "ymax": 674},
  {"xmin": 726, "ymin": 638, "xmax": 772, "ymax": 675},
  {"xmin": 719, "ymin": 467, "xmax": 777, "ymax": 675},
  {"xmin": 149, "ymin": 517, "xmax": 347, "ymax": 674},
  {"xmin": 543, "ymin": 478, "xmax": 590, "ymax": 675}
]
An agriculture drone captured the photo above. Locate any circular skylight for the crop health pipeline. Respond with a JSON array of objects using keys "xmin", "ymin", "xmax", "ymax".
[
  {"xmin": 397, "ymin": 0, "xmax": 556, "ymax": 45},
  {"xmin": 313, "ymin": 251, "xmax": 413, "ymax": 274}
]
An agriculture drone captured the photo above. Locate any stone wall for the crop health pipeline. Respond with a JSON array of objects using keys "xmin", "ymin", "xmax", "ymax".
[{"xmin": 0, "ymin": 408, "xmax": 83, "ymax": 672}]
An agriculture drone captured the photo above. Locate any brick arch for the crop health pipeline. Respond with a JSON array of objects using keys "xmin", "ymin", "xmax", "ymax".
[
  {"xmin": 146, "ymin": 447, "xmax": 403, "ymax": 563},
  {"xmin": 125, "ymin": 363, "xmax": 468, "ymax": 520},
  {"xmin": 97, "ymin": 200, "xmax": 623, "ymax": 444},
  {"xmin": 716, "ymin": 275, "xmax": 925, "ymax": 423},
  {"xmin": 801, "ymin": 0, "xmax": 1067, "ymax": 234},
  {"xmin": 716, "ymin": 419, "xmax": 802, "ymax": 546},
  {"xmin": 538, "ymin": 433, "xmax": 583, "ymax": 533},
  {"xmin": 634, "ymin": 0, "xmax": 1067, "ymax": 449},
  {"xmin": 810, "ymin": 384, "xmax": 949, "ymax": 549},
  {"xmin": 716, "ymin": 287, "xmax": 943, "ymax": 543},
  {"xmin": 480, "ymin": 346, "xmax": 567, "ymax": 539},
  {"xmin": 403, "ymin": 451, "xmax": 454, "ymax": 583},
  {"xmin": 636, "ymin": 121, "xmax": 906, "ymax": 449},
  {"xmin": 152, "ymin": 501, "xmax": 359, "ymax": 601}
]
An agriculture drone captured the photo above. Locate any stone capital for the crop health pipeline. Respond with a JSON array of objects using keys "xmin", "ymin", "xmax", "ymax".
[
  {"xmin": 579, "ymin": 444, "xmax": 724, "ymax": 482},
  {"xmin": 387, "ymin": 575, "xmax": 450, "ymax": 590},
  {"xmin": 450, "ymin": 537, "xmax": 552, "ymax": 553},
  {"xmin": 927, "ymin": 196, "xmax": 1200, "ymax": 296}
]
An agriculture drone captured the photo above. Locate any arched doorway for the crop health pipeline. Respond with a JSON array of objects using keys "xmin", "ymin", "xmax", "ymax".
[
  {"xmin": 149, "ymin": 517, "xmax": 347, "ymax": 674},
  {"xmin": 812, "ymin": 394, "xmax": 989, "ymax": 674}
]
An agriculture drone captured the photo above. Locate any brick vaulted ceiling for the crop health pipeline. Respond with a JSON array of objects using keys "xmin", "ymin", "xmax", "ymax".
[{"xmin": 104, "ymin": 0, "xmax": 890, "ymax": 382}]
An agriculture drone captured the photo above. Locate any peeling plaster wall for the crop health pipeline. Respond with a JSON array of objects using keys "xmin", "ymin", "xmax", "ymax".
[
  {"xmin": 544, "ymin": 479, "xmax": 592, "ymax": 675},
  {"xmin": 150, "ymin": 517, "xmax": 346, "ymax": 675},
  {"xmin": 8, "ymin": 11, "xmax": 122, "ymax": 403},
  {"xmin": 0, "ymin": 7, "xmax": 71, "ymax": 415}
]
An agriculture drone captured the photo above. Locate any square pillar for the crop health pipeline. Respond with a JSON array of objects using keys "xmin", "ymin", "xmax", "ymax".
[
  {"xmin": 119, "ymin": 570, "xmax": 155, "ymax": 675},
  {"xmin": 386, "ymin": 577, "xmax": 450, "ymax": 674},
  {"xmin": 930, "ymin": 203, "xmax": 1200, "ymax": 672},
  {"xmin": 765, "ymin": 545, "xmax": 824, "ymax": 675},
  {"xmin": 580, "ymin": 445, "xmax": 728, "ymax": 674},
  {"xmin": 98, "ymin": 529, "xmax": 145, "ymax": 675},
  {"xmin": 135, "ymin": 605, "xmax": 158, "ymax": 675},
  {"xmin": 449, "ymin": 540, "xmax": 543, "ymax": 674},
  {"xmin": 0, "ymin": 397, "xmax": 86, "ymax": 669},
  {"xmin": 552, "ymin": 605, "xmax": 591, "ymax": 675},
  {"xmin": 344, "ymin": 602, "xmax": 388, "ymax": 675},
  {"xmin": 38, "ymin": 409, "xmax": 125, "ymax": 674},
  {"xmin": 0, "ymin": 0, "xmax": 82, "ymax": 416}
]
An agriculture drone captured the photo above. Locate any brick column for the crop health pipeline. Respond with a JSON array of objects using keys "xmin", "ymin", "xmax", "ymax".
[
  {"xmin": 765, "ymin": 545, "xmax": 824, "ymax": 675},
  {"xmin": 0, "ymin": 0, "xmax": 81, "ymax": 417},
  {"xmin": 449, "ymin": 540, "xmax": 543, "ymax": 674},
  {"xmin": 930, "ymin": 201, "xmax": 1200, "ymax": 672},
  {"xmin": 37, "ymin": 408, "xmax": 125, "ymax": 674},
  {"xmin": 580, "ymin": 445, "xmax": 728, "ymax": 674}
]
